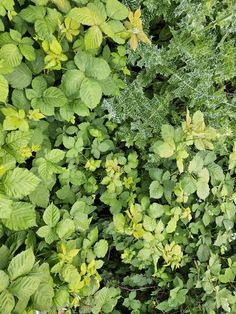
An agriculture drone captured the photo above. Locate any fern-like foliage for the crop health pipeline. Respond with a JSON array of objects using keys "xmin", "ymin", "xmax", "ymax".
[{"xmin": 115, "ymin": 0, "xmax": 236, "ymax": 147}]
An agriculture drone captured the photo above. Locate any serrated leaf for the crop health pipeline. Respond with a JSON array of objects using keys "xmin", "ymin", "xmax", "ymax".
[
  {"xmin": 166, "ymin": 217, "xmax": 178, "ymax": 233},
  {"xmin": 43, "ymin": 87, "xmax": 67, "ymax": 107},
  {"xmin": 9, "ymin": 275, "xmax": 40, "ymax": 299},
  {"xmin": 5, "ymin": 63, "xmax": 32, "ymax": 89},
  {"xmin": 149, "ymin": 181, "xmax": 164, "ymax": 199},
  {"xmin": 37, "ymin": 225, "xmax": 58, "ymax": 244},
  {"xmin": 92, "ymin": 287, "xmax": 120, "ymax": 314},
  {"xmin": 87, "ymin": 57, "xmax": 111, "ymax": 80},
  {"xmin": 0, "ymin": 270, "xmax": 9, "ymax": 293},
  {"xmin": 56, "ymin": 218, "xmax": 75, "ymax": 239},
  {"xmin": 106, "ymin": 0, "xmax": 128, "ymax": 20},
  {"xmin": 2, "ymin": 202, "xmax": 36, "ymax": 231},
  {"xmin": 61, "ymin": 69, "xmax": 84, "ymax": 98},
  {"xmin": 3, "ymin": 168, "xmax": 40, "ymax": 199},
  {"xmin": 94, "ymin": 239, "xmax": 108, "ymax": 258},
  {"xmin": 113, "ymin": 213, "xmax": 126, "ymax": 232},
  {"xmin": 0, "ymin": 290, "xmax": 15, "ymax": 314},
  {"xmin": 0, "ymin": 74, "xmax": 8, "ymax": 102},
  {"xmin": 8, "ymin": 249, "xmax": 35, "ymax": 280},
  {"xmin": 0, "ymin": 246, "xmax": 10, "ymax": 270},
  {"xmin": 0, "ymin": 44, "xmax": 22, "ymax": 67},
  {"xmin": 32, "ymin": 282, "xmax": 54, "ymax": 311},
  {"xmin": 72, "ymin": 99, "xmax": 90, "ymax": 116},
  {"xmin": 43, "ymin": 203, "xmax": 60, "ymax": 227},
  {"xmin": 19, "ymin": 43, "xmax": 35, "ymax": 61},
  {"xmin": 84, "ymin": 25, "xmax": 103, "ymax": 50},
  {"xmin": 74, "ymin": 50, "xmax": 93, "ymax": 72},
  {"xmin": 143, "ymin": 215, "xmax": 156, "ymax": 232},
  {"xmin": 71, "ymin": 7, "xmax": 96, "ymax": 26},
  {"xmin": 188, "ymin": 156, "xmax": 204, "ymax": 173},
  {"xmin": 0, "ymin": 194, "xmax": 13, "ymax": 219},
  {"xmin": 29, "ymin": 183, "xmax": 49, "ymax": 208},
  {"xmin": 161, "ymin": 124, "xmax": 175, "ymax": 141},
  {"xmin": 156, "ymin": 141, "xmax": 175, "ymax": 158},
  {"xmin": 196, "ymin": 182, "xmax": 209, "ymax": 200},
  {"xmin": 80, "ymin": 78, "xmax": 102, "ymax": 109},
  {"xmin": 45, "ymin": 149, "xmax": 65, "ymax": 163},
  {"xmin": 197, "ymin": 244, "xmax": 210, "ymax": 262},
  {"xmin": 19, "ymin": 5, "xmax": 46, "ymax": 23}
]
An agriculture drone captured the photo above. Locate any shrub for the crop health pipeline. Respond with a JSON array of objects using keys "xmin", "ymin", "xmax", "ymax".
[{"xmin": 0, "ymin": 0, "xmax": 236, "ymax": 314}]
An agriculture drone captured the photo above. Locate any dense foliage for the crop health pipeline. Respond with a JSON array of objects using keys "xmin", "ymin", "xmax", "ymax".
[{"xmin": 0, "ymin": 0, "xmax": 236, "ymax": 313}]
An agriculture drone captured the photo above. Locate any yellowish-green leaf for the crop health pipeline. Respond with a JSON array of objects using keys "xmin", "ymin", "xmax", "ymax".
[
  {"xmin": 84, "ymin": 25, "xmax": 103, "ymax": 50},
  {"xmin": 0, "ymin": 44, "xmax": 22, "ymax": 67},
  {"xmin": 70, "ymin": 7, "xmax": 96, "ymax": 26},
  {"xmin": 80, "ymin": 77, "xmax": 102, "ymax": 109},
  {"xmin": 0, "ymin": 74, "xmax": 8, "ymax": 102}
]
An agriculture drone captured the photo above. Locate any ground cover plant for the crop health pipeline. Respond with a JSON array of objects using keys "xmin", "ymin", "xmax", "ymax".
[{"xmin": 0, "ymin": 0, "xmax": 236, "ymax": 313}]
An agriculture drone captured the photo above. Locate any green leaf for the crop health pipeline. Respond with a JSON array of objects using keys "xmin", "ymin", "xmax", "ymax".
[
  {"xmin": 56, "ymin": 218, "xmax": 75, "ymax": 239},
  {"xmin": 0, "ymin": 271, "xmax": 9, "ymax": 293},
  {"xmin": 161, "ymin": 124, "xmax": 175, "ymax": 141},
  {"xmin": 32, "ymin": 282, "xmax": 54, "ymax": 311},
  {"xmin": 29, "ymin": 183, "xmax": 50, "ymax": 208},
  {"xmin": 0, "ymin": 290, "xmax": 15, "ymax": 314},
  {"xmin": 85, "ymin": 25, "xmax": 103, "ymax": 50},
  {"xmin": 149, "ymin": 181, "xmax": 164, "ymax": 199},
  {"xmin": 5, "ymin": 63, "xmax": 32, "ymax": 89},
  {"xmin": 0, "ymin": 44, "xmax": 22, "ymax": 67},
  {"xmin": 19, "ymin": 5, "xmax": 46, "ymax": 23},
  {"xmin": 87, "ymin": 57, "xmax": 111, "ymax": 80},
  {"xmin": 166, "ymin": 217, "xmax": 178, "ymax": 233},
  {"xmin": 148, "ymin": 203, "xmax": 164, "ymax": 219},
  {"xmin": 72, "ymin": 100, "xmax": 90, "ymax": 116},
  {"xmin": 43, "ymin": 203, "xmax": 60, "ymax": 227},
  {"xmin": 143, "ymin": 215, "xmax": 156, "ymax": 232},
  {"xmin": 0, "ymin": 74, "xmax": 8, "ymax": 102},
  {"xmin": 37, "ymin": 225, "xmax": 58, "ymax": 244},
  {"xmin": 53, "ymin": 289, "xmax": 69, "ymax": 309},
  {"xmin": 8, "ymin": 249, "xmax": 35, "ymax": 281},
  {"xmin": 71, "ymin": 7, "xmax": 96, "ymax": 25},
  {"xmin": 74, "ymin": 50, "xmax": 92, "ymax": 72},
  {"xmin": 94, "ymin": 239, "xmax": 108, "ymax": 258},
  {"xmin": 92, "ymin": 287, "xmax": 120, "ymax": 314},
  {"xmin": 43, "ymin": 87, "xmax": 67, "ymax": 107},
  {"xmin": 196, "ymin": 182, "xmax": 209, "ymax": 200},
  {"xmin": 113, "ymin": 213, "xmax": 126, "ymax": 232},
  {"xmin": 3, "ymin": 168, "xmax": 40, "ymax": 199},
  {"xmin": 155, "ymin": 141, "xmax": 175, "ymax": 158},
  {"xmin": 0, "ymin": 246, "xmax": 10, "ymax": 270},
  {"xmin": 106, "ymin": 0, "xmax": 128, "ymax": 20},
  {"xmin": 19, "ymin": 42, "xmax": 35, "ymax": 61},
  {"xmin": 45, "ymin": 149, "xmax": 65, "ymax": 163},
  {"xmin": 80, "ymin": 78, "xmax": 102, "ymax": 108},
  {"xmin": 219, "ymin": 268, "xmax": 235, "ymax": 283},
  {"xmin": 197, "ymin": 244, "xmax": 210, "ymax": 262},
  {"xmin": 61, "ymin": 70, "xmax": 84, "ymax": 98},
  {"xmin": 9, "ymin": 275, "xmax": 40, "ymax": 299},
  {"xmin": 2, "ymin": 202, "xmax": 36, "ymax": 231},
  {"xmin": 0, "ymin": 194, "xmax": 13, "ymax": 219}
]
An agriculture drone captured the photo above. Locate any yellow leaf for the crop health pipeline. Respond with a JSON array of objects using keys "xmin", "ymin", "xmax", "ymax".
[
  {"xmin": 138, "ymin": 31, "xmax": 151, "ymax": 44},
  {"xmin": 29, "ymin": 109, "xmax": 45, "ymax": 121},
  {"xmin": 186, "ymin": 109, "xmax": 191, "ymax": 130},
  {"xmin": 128, "ymin": 11, "xmax": 134, "ymax": 23},
  {"xmin": 49, "ymin": 39, "xmax": 62, "ymax": 55},
  {"xmin": 129, "ymin": 34, "xmax": 138, "ymax": 51},
  {"xmin": 134, "ymin": 8, "xmax": 141, "ymax": 21}
]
